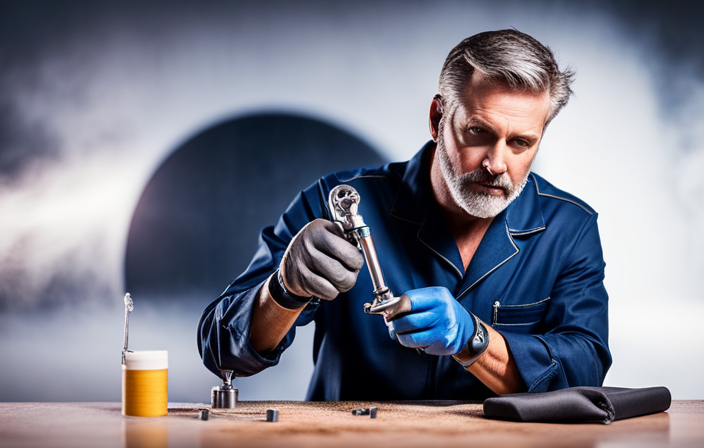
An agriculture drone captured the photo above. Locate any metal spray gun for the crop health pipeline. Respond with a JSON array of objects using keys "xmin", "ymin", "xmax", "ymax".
[{"xmin": 328, "ymin": 185, "xmax": 411, "ymax": 327}]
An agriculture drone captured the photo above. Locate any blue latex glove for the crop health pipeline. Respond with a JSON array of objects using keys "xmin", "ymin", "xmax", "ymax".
[{"xmin": 391, "ymin": 286, "xmax": 475, "ymax": 356}]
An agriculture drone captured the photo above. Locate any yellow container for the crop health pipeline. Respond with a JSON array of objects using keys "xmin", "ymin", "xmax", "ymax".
[{"xmin": 122, "ymin": 350, "xmax": 168, "ymax": 417}]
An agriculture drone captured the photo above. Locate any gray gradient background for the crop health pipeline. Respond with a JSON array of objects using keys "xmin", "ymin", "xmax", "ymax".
[{"xmin": 1, "ymin": 0, "xmax": 703, "ymax": 402}]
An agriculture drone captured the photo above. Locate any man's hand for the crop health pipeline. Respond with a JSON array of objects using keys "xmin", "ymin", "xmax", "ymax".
[
  {"xmin": 391, "ymin": 287, "xmax": 475, "ymax": 356},
  {"xmin": 280, "ymin": 219, "xmax": 365, "ymax": 301}
]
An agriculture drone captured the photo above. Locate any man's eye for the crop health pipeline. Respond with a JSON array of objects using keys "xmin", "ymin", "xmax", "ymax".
[
  {"xmin": 468, "ymin": 127, "xmax": 485, "ymax": 134},
  {"xmin": 514, "ymin": 139, "xmax": 529, "ymax": 147}
]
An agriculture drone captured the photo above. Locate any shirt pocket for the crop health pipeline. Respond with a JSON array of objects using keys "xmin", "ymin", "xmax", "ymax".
[{"xmin": 491, "ymin": 297, "xmax": 551, "ymax": 334}]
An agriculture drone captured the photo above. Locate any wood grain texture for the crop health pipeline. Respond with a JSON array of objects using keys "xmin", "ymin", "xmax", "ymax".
[{"xmin": 0, "ymin": 400, "xmax": 700, "ymax": 448}]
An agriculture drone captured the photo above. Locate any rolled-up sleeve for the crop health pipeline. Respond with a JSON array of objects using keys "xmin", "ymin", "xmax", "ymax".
[
  {"xmin": 502, "ymin": 213, "xmax": 611, "ymax": 392},
  {"xmin": 199, "ymin": 282, "xmax": 285, "ymax": 376},
  {"xmin": 197, "ymin": 185, "xmax": 325, "ymax": 378}
]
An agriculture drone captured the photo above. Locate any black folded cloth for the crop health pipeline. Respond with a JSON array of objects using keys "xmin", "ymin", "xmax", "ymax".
[{"xmin": 483, "ymin": 386, "xmax": 671, "ymax": 424}]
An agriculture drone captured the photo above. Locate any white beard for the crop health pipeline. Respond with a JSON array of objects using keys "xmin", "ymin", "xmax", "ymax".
[{"xmin": 436, "ymin": 136, "xmax": 528, "ymax": 219}]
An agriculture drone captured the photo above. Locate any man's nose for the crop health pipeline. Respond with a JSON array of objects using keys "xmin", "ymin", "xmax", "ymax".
[{"xmin": 482, "ymin": 142, "xmax": 508, "ymax": 176}]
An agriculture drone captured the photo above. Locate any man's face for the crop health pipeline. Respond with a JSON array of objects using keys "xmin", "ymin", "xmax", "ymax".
[{"xmin": 435, "ymin": 76, "xmax": 551, "ymax": 219}]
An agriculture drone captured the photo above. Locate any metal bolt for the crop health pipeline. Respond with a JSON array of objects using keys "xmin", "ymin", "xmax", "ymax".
[
  {"xmin": 266, "ymin": 409, "xmax": 279, "ymax": 422},
  {"xmin": 352, "ymin": 407, "xmax": 378, "ymax": 418}
]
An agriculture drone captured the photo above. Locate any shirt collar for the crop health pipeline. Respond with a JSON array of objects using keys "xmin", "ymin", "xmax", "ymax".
[
  {"xmin": 504, "ymin": 174, "xmax": 546, "ymax": 236},
  {"xmin": 390, "ymin": 142, "xmax": 546, "ymax": 236},
  {"xmin": 389, "ymin": 141, "xmax": 437, "ymax": 225}
]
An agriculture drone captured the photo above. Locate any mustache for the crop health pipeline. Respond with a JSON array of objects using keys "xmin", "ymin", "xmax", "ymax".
[{"xmin": 458, "ymin": 169, "xmax": 514, "ymax": 192}]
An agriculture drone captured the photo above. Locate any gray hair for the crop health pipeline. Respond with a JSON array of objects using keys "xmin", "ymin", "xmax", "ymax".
[{"xmin": 438, "ymin": 29, "xmax": 574, "ymax": 124}]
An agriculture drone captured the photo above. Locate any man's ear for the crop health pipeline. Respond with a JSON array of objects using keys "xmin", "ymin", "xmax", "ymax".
[{"xmin": 429, "ymin": 95, "xmax": 443, "ymax": 142}]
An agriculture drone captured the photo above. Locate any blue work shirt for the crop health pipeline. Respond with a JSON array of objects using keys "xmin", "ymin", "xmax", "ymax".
[{"xmin": 198, "ymin": 142, "xmax": 611, "ymax": 400}]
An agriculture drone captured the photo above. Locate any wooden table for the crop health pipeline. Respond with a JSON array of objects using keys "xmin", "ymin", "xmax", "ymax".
[{"xmin": 0, "ymin": 401, "xmax": 701, "ymax": 447}]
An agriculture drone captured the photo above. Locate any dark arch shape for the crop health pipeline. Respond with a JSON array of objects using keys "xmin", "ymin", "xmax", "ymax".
[{"xmin": 124, "ymin": 112, "xmax": 387, "ymax": 306}]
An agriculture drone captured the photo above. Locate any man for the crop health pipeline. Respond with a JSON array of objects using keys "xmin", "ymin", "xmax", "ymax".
[{"xmin": 198, "ymin": 29, "xmax": 611, "ymax": 400}]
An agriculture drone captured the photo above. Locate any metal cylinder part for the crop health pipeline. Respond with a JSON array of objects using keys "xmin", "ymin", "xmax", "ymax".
[
  {"xmin": 211, "ymin": 386, "xmax": 238, "ymax": 409},
  {"xmin": 266, "ymin": 409, "xmax": 279, "ymax": 422},
  {"xmin": 357, "ymin": 233, "xmax": 388, "ymax": 294}
]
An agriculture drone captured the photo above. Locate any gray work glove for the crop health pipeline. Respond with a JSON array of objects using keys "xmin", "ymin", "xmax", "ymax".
[{"xmin": 280, "ymin": 219, "xmax": 365, "ymax": 301}]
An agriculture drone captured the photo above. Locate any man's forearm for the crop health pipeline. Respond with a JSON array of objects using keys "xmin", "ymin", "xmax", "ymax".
[
  {"xmin": 249, "ymin": 276, "xmax": 305, "ymax": 354},
  {"xmin": 457, "ymin": 326, "xmax": 525, "ymax": 395}
]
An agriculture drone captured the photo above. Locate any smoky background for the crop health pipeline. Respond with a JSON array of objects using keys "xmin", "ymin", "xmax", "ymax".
[{"xmin": 0, "ymin": 0, "xmax": 702, "ymax": 401}]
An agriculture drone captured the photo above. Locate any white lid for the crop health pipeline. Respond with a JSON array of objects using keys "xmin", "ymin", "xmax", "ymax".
[{"xmin": 123, "ymin": 350, "xmax": 168, "ymax": 370}]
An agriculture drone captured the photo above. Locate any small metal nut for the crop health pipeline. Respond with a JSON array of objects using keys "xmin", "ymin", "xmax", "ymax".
[
  {"xmin": 370, "ymin": 407, "xmax": 378, "ymax": 419},
  {"xmin": 266, "ymin": 409, "xmax": 279, "ymax": 422},
  {"xmin": 198, "ymin": 410, "xmax": 209, "ymax": 421}
]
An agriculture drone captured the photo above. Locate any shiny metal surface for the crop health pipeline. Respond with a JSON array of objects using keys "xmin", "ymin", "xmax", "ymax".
[
  {"xmin": 327, "ymin": 185, "xmax": 409, "ymax": 319},
  {"xmin": 122, "ymin": 292, "xmax": 134, "ymax": 365},
  {"xmin": 211, "ymin": 370, "xmax": 238, "ymax": 409}
]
